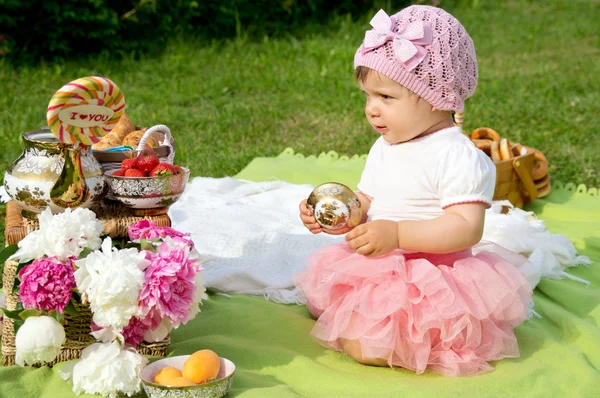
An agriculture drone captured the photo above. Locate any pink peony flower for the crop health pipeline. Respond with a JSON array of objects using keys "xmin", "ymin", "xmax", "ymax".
[
  {"xmin": 122, "ymin": 317, "xmax": 149, "ymax": 347},
  {"xmin": 128, "ymin": 220, "xmax": 195, "ymax": 250},
  {"xmin": 138, "ymin": 239, "xmax": 201, "ymax": 330},
  {"xmin": 18, "ymin": 256, "xmax": 76, "ymax": 313}
]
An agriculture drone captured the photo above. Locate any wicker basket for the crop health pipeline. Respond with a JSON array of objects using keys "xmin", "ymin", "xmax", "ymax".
[
  {"xmin": 1, "ymin": 200, "xmax": 172, "ymax": 367},
  {"xmin": 492, "ymin": 145, "xmax": 538, "ymax": 208},
  {"xmin": 456, "ymin": 113, "xmax": 539, "ymax": 209},
  {"xmin": 92, "ymin": 124, "xmax": 175, "ymax": 173}
]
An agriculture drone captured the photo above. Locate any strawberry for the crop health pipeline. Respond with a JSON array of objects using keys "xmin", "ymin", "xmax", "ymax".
[
  {"xmin": 124, "ymin": 168, "xmax": 147, "ymax": 177},
  {"xmin": 149, "ymin": 163, "xmax": 176, "ymax": 177},
  {"xmin": 121, "ymin": 158, "xmax": 136, "ymax": 171},
  {"xmin": 112, "ymin": 169, "xmax": 126, "ymax": 176},
  {"xmin": 173, "ymin": 165, "xmax": 185, "ymax": 174},
  {"xmin": 135, "ymin": 147, "xmax": 160, "ymax": 173}
]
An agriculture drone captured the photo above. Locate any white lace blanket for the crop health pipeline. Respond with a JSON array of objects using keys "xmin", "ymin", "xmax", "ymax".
[
  {"xmin": 168, "ymin": 178, "xmax": 342, "ymax": 304},
  {"xmin": 167, "ymin": 178, "xmax": 591, "ymax": 304}
]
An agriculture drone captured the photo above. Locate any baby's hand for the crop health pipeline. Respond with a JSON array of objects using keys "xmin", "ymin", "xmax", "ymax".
[
  {"xmin": 299, "ymin": 199, "xmax": 323, "ymax": 234},
  {"xmin": 299, "ymin": 199, "xmax": 352, "ymax": 235},
  {"xmin": 345, "ymin": 220, "xmax": 399, "ymax": 256}
]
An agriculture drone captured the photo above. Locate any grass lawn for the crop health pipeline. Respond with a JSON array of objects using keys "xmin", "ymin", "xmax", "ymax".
[{"xmin": 0, "ymin": 0, "xmax": 598, "ymax": 249}]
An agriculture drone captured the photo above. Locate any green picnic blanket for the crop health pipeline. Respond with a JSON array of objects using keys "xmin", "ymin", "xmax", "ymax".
[{"xmin": 1, "ymin": 148, "xmax": 599, "ymax": 397}]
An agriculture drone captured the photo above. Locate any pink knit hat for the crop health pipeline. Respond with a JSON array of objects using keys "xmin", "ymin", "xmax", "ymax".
[{"xmin": 354, "ymin": 5, "xmax": 478, "ymax": 112}]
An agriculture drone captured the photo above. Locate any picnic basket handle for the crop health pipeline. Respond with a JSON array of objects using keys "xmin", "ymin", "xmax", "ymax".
[
  {"xmin": 137, "ymin": 124, "xmax": 175, "ymax": 164},
  {"xmin": 512, "ymin": 157, "xmax": 538, "ymax": 202}
]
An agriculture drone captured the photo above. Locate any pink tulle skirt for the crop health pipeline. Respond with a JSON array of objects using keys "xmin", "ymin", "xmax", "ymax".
[{"xmin": 294, "ymin": 242, "xmax": 533, "ymax": 377}]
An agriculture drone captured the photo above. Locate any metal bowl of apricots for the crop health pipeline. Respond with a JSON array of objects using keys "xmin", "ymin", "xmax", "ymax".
[{"xmin": 139, "ymin": 349, "xmax": 235, "ymax": 398}]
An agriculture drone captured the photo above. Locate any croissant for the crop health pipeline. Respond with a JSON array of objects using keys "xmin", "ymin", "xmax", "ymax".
[
  {"xmin": 122, "ymin": 129, "xmax": 160, "ymax": 148},
  {"xmin": 110, "ymin": 112, "xmax": 136, "ymax": 140},
  {"xmin": 92, "ymin": 132, "xmax": 122, "ymax": 150}
]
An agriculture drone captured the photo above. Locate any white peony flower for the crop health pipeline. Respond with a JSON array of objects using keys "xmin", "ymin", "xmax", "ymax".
[
  {"xmin": 143, "ymin": 317, "xmax": 173, "ymax": 343},
  {"xmin": 74, "ymin": 237, "xmax": 149, "ymax": 329},
  {"xmin": 188, "ymin": 271, "xmax": 209, "ymax": 321},
  {"xmin": 0, "ymin": 186, "xmax": 10, "ymax": 203},
  {"xmin": 15, "ymin": 315, "xmax": 66, "ymax": 366},
  {"xmin": 59, "ymin": 340, "xmax": 148, "ymax": 398},
  {"xmin": 10, "ymin": 207, "xmax": 104, "ymax": 262},
  {"xmin": 8, "ymin": 228, "xmax": 46, "ymax": 264},
  {"xmin": 91, "ymin": 326, "xmax": 125, "ymax": 344}
]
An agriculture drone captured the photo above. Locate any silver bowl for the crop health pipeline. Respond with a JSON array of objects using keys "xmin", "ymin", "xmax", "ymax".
[
  {"xmin": 307, "ymin": 182, "xmax": 362, "ymax": 230},
  {"xmin": 104, "ymin": 167, "xmax": 189, "ymax": 215},
  {"xmin": 139, "ymin": 355, "xmax": 235, "ymax": 398}
]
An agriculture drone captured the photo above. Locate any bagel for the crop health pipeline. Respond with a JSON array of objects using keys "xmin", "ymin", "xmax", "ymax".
[
  {"xmin": 499, "ymin": 138, "xmax": 513, "ymax": 161},
  {"xmin": 110, "ymin": 112, "xmax": 136, "ymax": 140},
  {"xmin": 471, "ymin": 127, "xmax": 501, "ymax": 143},
  {"xmin": 511, "ymin": 143, "xmax": 529, "ymax": 157},
  {"xmin": 473, "ymin": 138, "xmax": 493, "ymax": 150},
  {"xmin": 490, "ymin": 141, "xmax": 502, "ymax": 162},
  {"xmin": 531, "ymin": 150, "xmax": 549, "ymax": 180},
  {"xmin": 537, "ymin": 181, "xmax": 552, "ymax": 198},
  {"xmin": 534, "ymin": 173, "xmax": 551, "ymax": 189}
]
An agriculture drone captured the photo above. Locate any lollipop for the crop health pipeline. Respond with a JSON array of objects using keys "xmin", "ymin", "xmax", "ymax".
[
  {"xmin": 307, "ymin": 182, "xmax": 362, "ymax": 230},
  {"xmin": 46, "ymin": 76, "xmax": 125, "ymax": 146}
]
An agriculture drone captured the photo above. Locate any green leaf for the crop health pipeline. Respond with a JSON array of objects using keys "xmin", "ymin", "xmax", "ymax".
[
  {"xmin": 70, "ymin": 290, "xmax": 82, "ymax": 302},
  {"xmin": 13, "ymin": 319, "xmax": 24, "ymax": 335},
  {"xmin": 1, "ymin": 301, "xmax": 25, "ymax": 320},
  {"xmin": 48, "ymin": 310, "xmax": 64, "ymax": 324},
  {"xmin": 0, "ymin": 244, "xmax": 19, "ymax": 263},
  {"xmin": 140, "ymin": 239, "xmax": 156, "ymax": 251},
  {"xmin": 111, "ymin": 237, "xmax": 128, "ymax": 250},
  {"xmin": 12, "ymin": 260, "xmax": 34, "ymax": 295},
  {"xmin": 124, "ymin": 242, "xmax": 142, "ymax": 250},
  {"xmin": 19, "ymin": 308, "xmax": 42, "ymax": 320},
  {"xmin": 63, "ymin": 299, "xmax": 80, "ymax": 317},
  {"xmin": 78, "ymin": 247, "xmax": 94, "ymax": 259}
]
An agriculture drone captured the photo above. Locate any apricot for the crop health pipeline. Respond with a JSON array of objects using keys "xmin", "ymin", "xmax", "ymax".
[
  {"xmin": 182, "ymin": 349, "xmax": 221, "ymax": 383},
  {"xmin": 154, "ymin": 366, "xmax": 183, "ymax": 385},
  {"xmin": 163, "ymin": 376, "xmax": 196, "ymax": 387}
]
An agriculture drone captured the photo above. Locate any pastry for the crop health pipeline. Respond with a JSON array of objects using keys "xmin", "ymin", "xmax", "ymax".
[
  {"xmin": 490, "ymin": 141, "xmax": 502, "ymax": 162},
  {"xmin": 123, "ymin": 128, "xmax": 160, "ymax": 148},
  {"xmin": 531, "ymin": 150, "xmax": 549, "ymax": 180},
  {"xmin": 470, "ymin": 127, "xmax": 501, "ymax": 142},
  {"xmin": 92, "ymin": 132, "xmax": 122, "ymax": 150},
  {"xmin": 499, "ymin": 138, "xmax": 513, "ymax": 160},
  {"xmin": 110, "ymin": 112, "xmax": 136, "ymax": 140}
]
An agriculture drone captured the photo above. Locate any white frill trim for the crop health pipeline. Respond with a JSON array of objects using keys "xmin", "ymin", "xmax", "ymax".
[{"xmin": 481, "ymin": 201, "xmax": 591, "ymax": 288}]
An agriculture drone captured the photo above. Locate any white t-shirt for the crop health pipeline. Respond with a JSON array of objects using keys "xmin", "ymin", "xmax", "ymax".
[{"xmin": 357, "ymin": 126, "xmax": 496, "ymax": 222}]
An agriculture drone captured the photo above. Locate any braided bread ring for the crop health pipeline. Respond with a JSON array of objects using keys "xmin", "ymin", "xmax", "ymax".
[
  {"xmin": 532, "ymin": 150, "xmax": 549, "ymax": 180},
  {"xmin": 470, "ymin": 127, "xmax": 501, "ymax": 143}
]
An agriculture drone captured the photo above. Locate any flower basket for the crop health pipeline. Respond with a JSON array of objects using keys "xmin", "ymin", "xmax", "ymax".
[
  {"xmin": 1, "ymin": 260, "xmax": 171, "ymax": 366},
  {"xmin": 92, "ymin": 125, "xmax": 175, "ymax": 174},
  {"xmin": 1, "ymin": 201, "xmax": 175, "ymax": 367},
  {"xmin": 0, "ymin": 200, "xmax": 206, "ymax": 398}
]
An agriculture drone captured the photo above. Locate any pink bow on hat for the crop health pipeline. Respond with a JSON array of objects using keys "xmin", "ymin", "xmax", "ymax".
[{"xmin": 362, "ymin": 9, "xmax": 433, "ymax": 71}]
